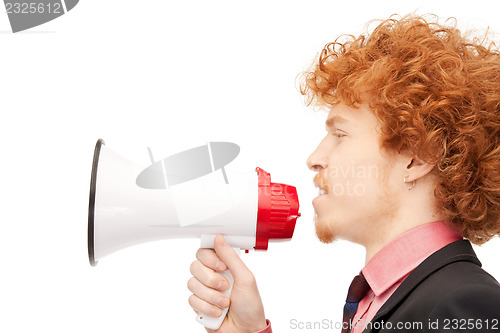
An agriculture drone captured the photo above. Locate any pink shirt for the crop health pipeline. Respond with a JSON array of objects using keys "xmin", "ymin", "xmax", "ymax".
[
  {"xmin": 351, "ymin": 221, "xmax": 462, "ymax": 332},
  {"xmin": 254, "ymin": 221, "xmax": 462, "ymax": 333},
  {"xmin": 254, "ymin": 319, "xmax": 272, "ymax": 333}
]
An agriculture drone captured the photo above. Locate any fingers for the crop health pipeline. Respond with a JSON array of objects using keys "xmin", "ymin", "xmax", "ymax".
[
  {"xmin": 188, "ymin": 235, "xmax": 259, "ymax": 324},
  {"xmin": 195, "ymin": 248, "xmax": 227, "ymax": 271},
  {"xmin": 213, "ymin": 234, "xmax": 252, "ymax": 282},
  {"xmin": 188, "ymin": 245, "xmax": 232, "ymax": 320},
  {"xmin": 188, "ymin": 294, "xmax": 224, "ymax": 318},
  {"xmin": 187, "ymin": 277, "xmax": 230, "ymax": 310},
  {"xmin": 190, "ymin": 260, "xmax": 230, "ymax": 291}
]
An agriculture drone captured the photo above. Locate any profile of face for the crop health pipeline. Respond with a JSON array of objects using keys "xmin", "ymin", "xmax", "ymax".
[{"xmin": 307, "ymin": 103, "xmax": 407, "ymax": 246}]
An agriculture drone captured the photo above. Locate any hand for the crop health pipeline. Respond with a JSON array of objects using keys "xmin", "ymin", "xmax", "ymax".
[{"xmin": 188, "ymin": 234, "xmax": 267, "ymax": 333}]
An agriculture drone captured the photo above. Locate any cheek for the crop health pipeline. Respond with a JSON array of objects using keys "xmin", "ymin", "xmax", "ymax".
[
  {"xmin": 326, "ymin": 155, "xmax": 383, "ymax": 196},
  {"xmin": 356, "ymin": 155, "xmax": 401, "ymax": 218}
]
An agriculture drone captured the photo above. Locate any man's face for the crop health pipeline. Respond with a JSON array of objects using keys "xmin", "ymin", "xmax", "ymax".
[{"xmin": 307, "ymin": 103, "xmax": 404, "ymax": 246}]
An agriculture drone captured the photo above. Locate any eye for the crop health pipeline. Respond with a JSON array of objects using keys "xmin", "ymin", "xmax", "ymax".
[{"xmin": 333, "ymin": 131, "xmax": 346, "ymax": 138}]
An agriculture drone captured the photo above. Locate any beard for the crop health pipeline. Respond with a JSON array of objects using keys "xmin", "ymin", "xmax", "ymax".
[
  {"xmin": 314, "ymin": 212, "xmax": 337, "ymax": 244},
  {"xmin": 313, "ymin": 173, "xmax": 336, "ymax": 243}
]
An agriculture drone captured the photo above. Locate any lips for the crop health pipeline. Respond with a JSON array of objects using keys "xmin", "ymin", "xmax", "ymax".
[{"xmin": 313, "ymin": 174, "xmax": 329, "ymax": 195}]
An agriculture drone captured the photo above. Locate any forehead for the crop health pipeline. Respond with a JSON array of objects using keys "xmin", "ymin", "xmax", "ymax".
[{"xmin": 325, "ymin": 103, "xmax": 379, "ymax": 129}]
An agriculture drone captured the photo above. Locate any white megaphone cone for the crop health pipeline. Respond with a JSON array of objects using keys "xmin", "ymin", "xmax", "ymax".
[{"xmin": 88, "ymin": 139, "xmax": 300, "ymax": 330}]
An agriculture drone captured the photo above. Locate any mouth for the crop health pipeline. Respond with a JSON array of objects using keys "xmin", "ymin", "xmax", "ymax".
[
  {"xmin": 312, "ymin": 183, "xmax": 329, "ymax": 210},
  {"xmin": 313, "ymin": 174, "xmax": 330, "ymax": 201},
  {"xmin": 314, "ymin": 182, "xmax": 329, "ymax": 196}
]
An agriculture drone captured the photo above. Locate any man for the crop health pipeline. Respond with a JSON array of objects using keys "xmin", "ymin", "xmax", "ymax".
[{"xmin": 187, "ymin": 14, "xmax": 500, "ymax": 332}]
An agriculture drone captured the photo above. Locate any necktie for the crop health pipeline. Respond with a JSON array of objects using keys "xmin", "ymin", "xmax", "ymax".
[{"xmin": 341, "ymin": 273, "xmax": 371, "ymax": 333}]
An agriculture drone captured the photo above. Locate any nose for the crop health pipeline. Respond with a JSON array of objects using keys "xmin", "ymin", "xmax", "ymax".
[{"xmin": 307, "ymin": 146, "xmax": 327, "ymax": 172}]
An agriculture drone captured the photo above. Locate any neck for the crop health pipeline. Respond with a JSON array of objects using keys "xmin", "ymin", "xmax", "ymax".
[{"xmin": 362, "ymin": 189, "xmax": 445, "ymax": 264}]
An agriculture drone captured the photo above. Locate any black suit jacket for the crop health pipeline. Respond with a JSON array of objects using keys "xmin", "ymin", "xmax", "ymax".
[{"xmin": 364, "ymin": 240, "xmax": 500, "ymax": 333}]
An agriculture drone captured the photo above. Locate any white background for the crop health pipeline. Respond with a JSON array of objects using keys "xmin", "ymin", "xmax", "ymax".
[{"xmin": 1, "ymin": 1, "xmax": 499, "ymax": 332}]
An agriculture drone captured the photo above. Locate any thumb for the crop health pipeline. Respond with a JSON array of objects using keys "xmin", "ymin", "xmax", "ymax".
[{"xmin": 213, "ymin": 234, "xmax": 249, "ymax": 281}]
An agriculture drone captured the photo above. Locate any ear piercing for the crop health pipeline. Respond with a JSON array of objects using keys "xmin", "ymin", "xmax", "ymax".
[{"xmin": 403, "ymin": 175, "xmax": 416, "ymax": 190}]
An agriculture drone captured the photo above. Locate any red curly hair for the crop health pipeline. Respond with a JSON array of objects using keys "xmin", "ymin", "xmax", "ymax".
[{"xmin": 300, "ymin": 14, "xmax": 500, "ymax": 244}]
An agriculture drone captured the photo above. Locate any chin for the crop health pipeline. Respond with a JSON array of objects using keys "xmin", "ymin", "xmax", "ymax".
[{"xmin": 314, "ymin": 213, "xmax": 337, "ymax": 244}]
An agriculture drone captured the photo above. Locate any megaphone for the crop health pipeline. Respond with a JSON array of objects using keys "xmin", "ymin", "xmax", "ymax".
[{"xmin": 87, "ymin": 139, "xmax": 300, "ymax": 329}]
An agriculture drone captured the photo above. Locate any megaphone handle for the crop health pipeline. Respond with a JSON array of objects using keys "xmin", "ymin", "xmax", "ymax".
[{"xmin": 195, "ymin": 247, "xmax": 239, "ymax": 330}]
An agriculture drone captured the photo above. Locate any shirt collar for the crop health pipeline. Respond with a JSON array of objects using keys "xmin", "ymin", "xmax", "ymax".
[{"xmin": 361, "ymin": 221, "xmax": 463, "ymax": 296}]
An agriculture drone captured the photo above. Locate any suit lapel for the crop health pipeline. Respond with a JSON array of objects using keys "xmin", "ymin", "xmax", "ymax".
[{"xmin": 363, "ymin": 240, "xmax": 480, "ymax": 332}]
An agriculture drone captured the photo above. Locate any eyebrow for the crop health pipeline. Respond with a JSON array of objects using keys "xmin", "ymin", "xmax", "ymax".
[{"xmin": 325, "ymin": 115, "xmax": 349, "ymax": 129}]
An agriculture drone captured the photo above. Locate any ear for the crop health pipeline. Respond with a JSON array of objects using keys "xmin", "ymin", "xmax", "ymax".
[{"xmin": 405, "ymin": 157, "xmax": 435, "ymax": 182}]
